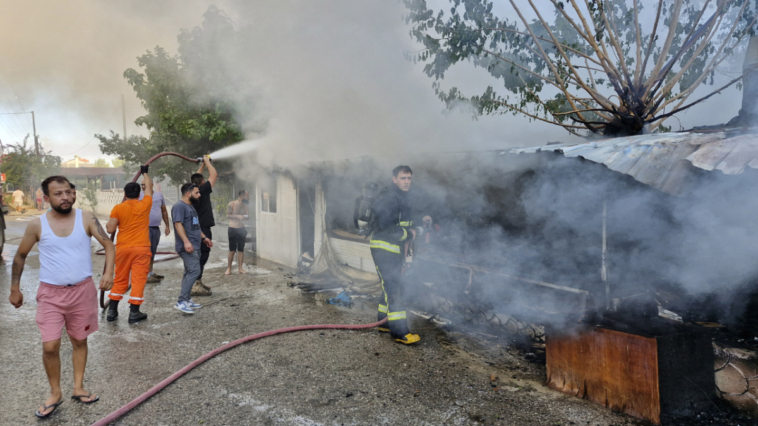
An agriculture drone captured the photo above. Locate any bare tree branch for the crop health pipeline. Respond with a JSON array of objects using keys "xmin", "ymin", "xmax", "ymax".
[
  {"xmin": 482, "ymin": 27, "xmax": 602, "ymax": 65},
  {"xmin": 525, "ymin": 0, "xmax": 615, "ymax": 109},
  {"xmin": 600, "ymin": 0, "xmax": 634, "ymax": 87},
  {"xmin": 638, "ymin": 0, "xmax": 664, "ymax": 87},
  {"xmin": 651, "ymin": 71, "xmax": 749, "ymax": 125},
  {"xmin": 633, "ymin": 0, "xmax": 642, "ymax": 87},
  {"xmin": 644, "ymin": 0, "xmax": 684, "ymax": 99},
  {"xmin": 484, "ymin": 98, "xmax": 586, "ymax": 134}
]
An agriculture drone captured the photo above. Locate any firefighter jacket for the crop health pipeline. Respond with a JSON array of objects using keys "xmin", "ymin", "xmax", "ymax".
[{"xmin": 369, "ymin": 184, "xmax": 413, "ymax": 254}]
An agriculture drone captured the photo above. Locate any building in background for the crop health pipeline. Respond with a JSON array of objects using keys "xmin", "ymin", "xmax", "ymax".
[{"xmin": 61, "ymin": 155, "xmax": 91, "ymax": 168}]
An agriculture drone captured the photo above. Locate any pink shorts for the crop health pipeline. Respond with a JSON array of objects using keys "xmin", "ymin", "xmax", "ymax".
[{"xmin": 36, "ymin": 277, "xmax": 99, "ymax": 342}]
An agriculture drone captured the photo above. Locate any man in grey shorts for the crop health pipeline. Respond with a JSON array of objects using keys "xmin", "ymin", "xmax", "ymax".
[
  {"xmin": 140, "ymin": 183, "xmax": 170, "ymax": 283},
  {"xmin": 172, "ymin": 183, "xmax": 212, "ymax": 314}
]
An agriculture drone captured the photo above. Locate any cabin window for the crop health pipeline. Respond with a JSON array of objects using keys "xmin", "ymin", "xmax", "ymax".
[{"xmin": 260, "ymin": 176, "xmax": 277, "ymax": 213}]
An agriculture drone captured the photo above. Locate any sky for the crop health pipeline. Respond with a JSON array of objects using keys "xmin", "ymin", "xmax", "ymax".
[{"xmin": 0, "ymin": 1, "xmax": 747, "ymax": 164}]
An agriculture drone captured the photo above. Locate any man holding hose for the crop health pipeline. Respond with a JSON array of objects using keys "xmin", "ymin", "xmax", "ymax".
[
  {"xmin": 106, "ymin": 165, "xmax": 153, "ymax": 323},
  {"xmin": 190, "ymin": 155, "xmax": 217, "ymax": 296},
  {"xmin": 9, "ymin": 175, "xmax": 115, "ymax": 418}
]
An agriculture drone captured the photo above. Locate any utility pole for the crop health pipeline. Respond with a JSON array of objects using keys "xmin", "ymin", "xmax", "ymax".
[
  {"xmin": 31, "ymin": 111, "xmax": 39, "ymax": 156},
  {"xmin": 121, "ymin": 94, "xmax": 127, "ymax": 142}
]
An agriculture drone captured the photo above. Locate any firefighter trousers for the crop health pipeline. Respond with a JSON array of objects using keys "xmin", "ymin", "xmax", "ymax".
[
  {"xmin": 109, "ymin": 246, "xmax": 151, "ymax": 305},
  {"xmin": 371, "ymin": 248, "xmax": 410, "ymax": 337}
]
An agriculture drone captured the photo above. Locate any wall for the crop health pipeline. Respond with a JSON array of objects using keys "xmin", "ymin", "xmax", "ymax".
[
  {"xmin": 330, "ymin": 238, "xmax": 375, "ymax": 272},
  {"xmin": 255, "ymin": 173, "xmax": 300, "ymax": 268},
  {"xmin": 313, "ymin": 181, "xmax": 375, "ymax": 272},
  {"xmin": 72, "ymin": 189, "xmax": 123, "ymax": 217}
]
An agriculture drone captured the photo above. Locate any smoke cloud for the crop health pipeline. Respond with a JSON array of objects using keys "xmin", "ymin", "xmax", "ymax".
[
  {"xmin": 4, "ymin": 2, "xmax": 757, "ymax": 330},
  {"xmin": 0, "ymin": 1, "xmax": 746, "ymax": 163}
]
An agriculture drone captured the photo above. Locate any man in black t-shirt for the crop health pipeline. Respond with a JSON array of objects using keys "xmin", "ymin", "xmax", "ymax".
[{"xmin": 190, "ymin": 155, "xmax": 218, "ymax": 296}]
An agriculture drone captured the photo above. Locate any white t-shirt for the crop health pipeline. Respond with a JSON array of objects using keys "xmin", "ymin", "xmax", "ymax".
[{"xmin": 12, "ymin": 190, "xmax": 24, "ymax": 203}]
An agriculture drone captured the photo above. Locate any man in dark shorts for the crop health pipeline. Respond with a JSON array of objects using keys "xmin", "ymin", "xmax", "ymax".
[
  {"xmin": 190, "ymin": 155, "xmax": 218, "ymax": 296},
  {"xmin": 225, "ymin": 190, "xmax": 249, "ymax": 275},
  {"xmin": 140, "ymin": 182, "xmax": 170, "ymax": 283},
  {"xmin": 8, "ymin": 175, "xmax": 115, "ymax": 418}
]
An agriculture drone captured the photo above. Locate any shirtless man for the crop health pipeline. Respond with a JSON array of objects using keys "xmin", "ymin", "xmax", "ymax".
[
  {"xmin": 225, "ymin": 190, "xmax": 249, "ymax": 275},
  {"xmin": 8, "ymin": 175, "xmax": 115, "ymax": 418}
]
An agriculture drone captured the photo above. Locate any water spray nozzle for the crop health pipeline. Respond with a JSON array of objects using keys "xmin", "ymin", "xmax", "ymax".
[{"xmin": 195, "ymin": 155, "xmax": 213, "ymax": 163}]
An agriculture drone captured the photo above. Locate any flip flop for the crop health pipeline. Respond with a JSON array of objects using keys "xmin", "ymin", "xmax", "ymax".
[
  {"xmin": 71, "ymin": 392, "xmax": 99, "ymax": 404},
  {"xmin": 35, "ymin": 399, "xmax": 63, "ymax": 418}
]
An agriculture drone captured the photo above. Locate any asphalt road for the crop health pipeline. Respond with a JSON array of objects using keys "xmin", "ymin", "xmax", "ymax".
[{"xmin": 0, "ymin": 212, "xmax": 643, "ymax": 426}]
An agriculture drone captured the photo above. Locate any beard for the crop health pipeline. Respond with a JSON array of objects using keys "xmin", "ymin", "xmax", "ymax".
[
  {"xmin": 189, "ymin": 195, "xmax": 200, "ymax": 204},
  {"xmin": 51, "ymin": 202, "xmax": 73, "ymax": 214}
]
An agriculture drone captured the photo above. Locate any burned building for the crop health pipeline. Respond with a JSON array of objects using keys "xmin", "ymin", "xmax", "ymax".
[{"xmin": 246, "ymin": 128, "xmax": 758, "ymax": 423}]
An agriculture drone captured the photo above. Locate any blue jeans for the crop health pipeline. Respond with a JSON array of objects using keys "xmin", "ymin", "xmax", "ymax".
[{"xmin": 178, "ymin": 250, "xmax": 201, "ymax": 303}]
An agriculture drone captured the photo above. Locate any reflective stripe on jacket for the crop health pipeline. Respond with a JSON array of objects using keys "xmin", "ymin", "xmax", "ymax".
[{"xmin": 369, "ymin": 185, "xmax": 412, "ymax": 253}]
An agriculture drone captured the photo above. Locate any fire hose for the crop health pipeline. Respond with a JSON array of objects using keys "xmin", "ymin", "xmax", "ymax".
[
  {"xmin": 89, "ymin": 318, "xmax": 388, "ymax": 426},
  {"xmin": 98, "ymin": 152, "xmax": 203, "ymax": 309}
]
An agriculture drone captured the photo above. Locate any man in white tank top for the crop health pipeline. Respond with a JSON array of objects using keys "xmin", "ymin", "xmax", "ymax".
[{"xmin": 8, "ymin": 175, "xmax": 115, "ymax": 418}]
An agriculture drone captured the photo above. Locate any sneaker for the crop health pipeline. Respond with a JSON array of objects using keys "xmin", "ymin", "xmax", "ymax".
[
  {"xmin": 187, "ymin": 300, "xmax": 202, "ymax": 309},
  {"xmin": 106, "ymin": 308, "xmax": 118, "ymax": 322},
  {"xmin": 128, "ymin": 311, "xmax": 148, "ymax": 324},
  {"xmin": 174, "ymin": 301, "xmax": 195, "ymax": 314},
  {"xmin": 146, "ymin": 275, "xmax": 162, "ymax": 284},
  {"xmin": 152, "ymin": 273, "xmax": 165, "ymax": 279},
  {"xmin": 190, "ymin": 282, "xmax": 212, "ymax": 296}
]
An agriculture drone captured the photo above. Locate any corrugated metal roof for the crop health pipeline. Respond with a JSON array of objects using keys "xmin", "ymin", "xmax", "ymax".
[
  {"xmin": 508, "ymin": 132, "xmax": 749, "ymax": 195},
  {"xmin": 685, "ymin": 134, "xmax": 758, "ymax": 174}
]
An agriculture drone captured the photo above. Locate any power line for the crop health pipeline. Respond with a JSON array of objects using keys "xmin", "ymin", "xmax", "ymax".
[
  {"xmin": 0, "ymin": 110, "xmax": 25, "ymax": 142},
  {"xmin": 9, "ymin": 84, "xmax": 33, "ymax": 128},
  {"xmin": 0, "ymin": 86, "xmax": 30, "ymax": 135},
  {"xmin": 0, "ymin": 110, "xmax": 35, "ymax": 154},
  {"xmin": 0, "ymin": 99, "xmax": 28, "ymax": 136},
  {"xmin": 0, "ymin": 78, "xmax": 32, "ymax": 135},
  {"xmin": 0, "ymin": 118, "xmax": 22, "ymax": 143},
  {"xmin": 58, "ymin": 104, "xmax": 122, "ymax": 157}
]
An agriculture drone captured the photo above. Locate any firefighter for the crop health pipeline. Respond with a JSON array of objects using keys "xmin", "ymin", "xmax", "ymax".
[{"xmin": 370, "ymin": 165, "xmax": 428, "ymax": 345}]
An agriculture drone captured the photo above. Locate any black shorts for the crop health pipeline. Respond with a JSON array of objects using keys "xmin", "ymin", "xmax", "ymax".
[{"xmin": 228, "ymin": 227, "xmax": 247, "ymax": 252}]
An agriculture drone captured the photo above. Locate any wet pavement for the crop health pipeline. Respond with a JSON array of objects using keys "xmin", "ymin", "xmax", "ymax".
[{"xmin": 0, "ymin": 219, "xmax": 648, "ymax": 425}]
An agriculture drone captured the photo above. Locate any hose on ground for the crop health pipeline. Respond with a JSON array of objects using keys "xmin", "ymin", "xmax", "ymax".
[
  {"xmin": 90, "ymin": 318, "xmax": 388, "ymax": 426},
  {"xmin": 100, "ymin": 152, "xmax": 200, "ymax": 309}
]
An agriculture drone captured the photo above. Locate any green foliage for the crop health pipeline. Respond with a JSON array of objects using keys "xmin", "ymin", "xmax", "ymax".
[
  {"xmin": 403, "ymin": 0, "xmax": 758, "ymax": 136},
  {"xmin": 213, "ymin": 177, "xmax": 235, "ymax": 218},
  {"xmin": 0, "ymin": 136, "xmax": 61, "ymax": 189},
  {"xmin": 80, "ymin": 185, "xmax": 98, "ymax": 213},
  {"xmin": 98, "ymin": 6, "xmax": 246, "ymax": 184},
  {"xmin": 93, "ymin": 158, "xmax": 110, "ymax": 168},
  {"xmin": 111, "ymin": 158, "xmax": 124, "ymax": 168}
]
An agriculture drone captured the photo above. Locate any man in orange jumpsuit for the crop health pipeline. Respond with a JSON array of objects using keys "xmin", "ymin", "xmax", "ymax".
[{"xmin": 105, "ymin": 165, "xmax": 153, "ymax": 323}]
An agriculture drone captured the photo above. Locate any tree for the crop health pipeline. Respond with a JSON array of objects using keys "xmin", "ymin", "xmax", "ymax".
[
  {"xmin": 0, "ymin": 135, "xmax": 61, "ymax": 189},
  {"xmin": 98, "ymin": 6, "xmax": 249, "ymax": 183},
  {"xmin": 111, "ymin": 158, "xmax": 124, "ymax": 168},
  {"xmin": 93, "ymin": 158, "xmax": 110, "ymax": 168},
  {"xmin": 403, "ymin": 0, "xmax": 758, "ymax": 136}
]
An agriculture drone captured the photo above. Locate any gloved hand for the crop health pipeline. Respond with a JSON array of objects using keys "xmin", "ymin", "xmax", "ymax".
[{"xmin": 140, "ymin": 164, "xmax": 149, "ymax": 174}]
